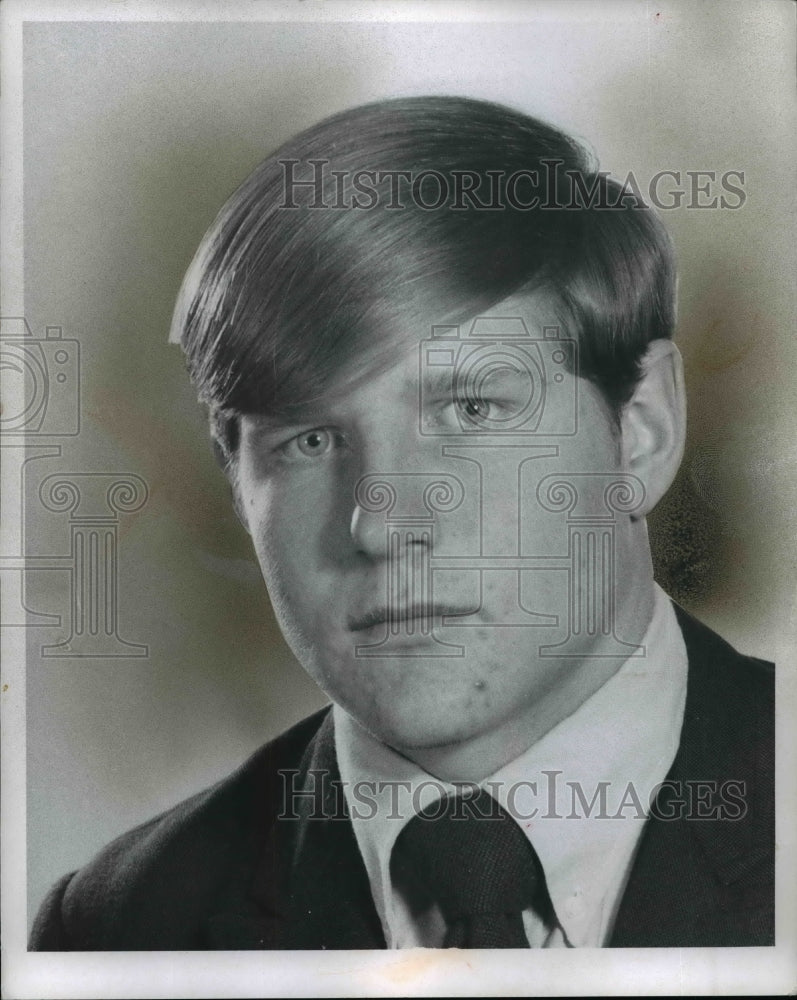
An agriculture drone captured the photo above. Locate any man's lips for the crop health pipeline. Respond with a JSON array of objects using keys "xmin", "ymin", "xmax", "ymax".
[{"xmin": 348, "ymin": 603, "xmax": 473, "ymax": 632}]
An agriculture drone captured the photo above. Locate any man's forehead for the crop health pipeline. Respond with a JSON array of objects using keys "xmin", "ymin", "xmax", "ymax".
[
  {"xmin": 327, "ymin": 315, "xmax": 561, "ymax": 401},
  {"xmin": 245, "ymin": 290, "xmax": 565, "ymax": 427},
  {"xmin": 340, "ymin": 292, "xmax": 562, "ymax": 385}
]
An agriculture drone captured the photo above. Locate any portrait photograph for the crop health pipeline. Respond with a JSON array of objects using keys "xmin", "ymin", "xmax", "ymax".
[{"xmin": 2, "ymin": 1, "xmax": 796, "ymax": 997}]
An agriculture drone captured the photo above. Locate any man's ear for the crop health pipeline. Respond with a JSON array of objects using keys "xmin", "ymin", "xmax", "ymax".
[{"xmin": 620, "ymin": 339, "xmax": 686, "ymax": 518}]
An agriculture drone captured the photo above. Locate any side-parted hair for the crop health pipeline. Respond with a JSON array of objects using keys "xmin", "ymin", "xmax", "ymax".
[{"xmin": 170, "ymin": 96, "xmax": 676, "ymax": 460}]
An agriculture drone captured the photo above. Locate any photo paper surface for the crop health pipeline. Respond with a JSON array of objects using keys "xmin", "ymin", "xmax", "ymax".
[{"xmin": 2, "ymin": 2, "xmax": 795, "ymax": 997}]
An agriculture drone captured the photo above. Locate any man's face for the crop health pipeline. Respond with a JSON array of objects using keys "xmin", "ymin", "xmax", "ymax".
[{"xmin": 235, "ymin": 296, "xmax": 654, "ymax": 778}]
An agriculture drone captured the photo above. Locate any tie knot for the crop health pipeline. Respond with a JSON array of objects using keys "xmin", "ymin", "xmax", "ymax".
[{"xmin": 393, "ymin": 789, "xmax": 543, "ymax": 923}]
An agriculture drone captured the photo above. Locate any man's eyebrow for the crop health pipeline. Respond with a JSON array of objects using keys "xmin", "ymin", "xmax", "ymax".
[
  {"xmin": 242, "ymin": 411, "xmax": 317, "ymax": 435},
  {"xmin": 420, "ymin": 366, "xmax": 455, "ymax": 397},
  {"xmin": 421, "ymin": 362, "xmax": 530, "ymax": 397},
  {"xmin": 242, "ymin": 387, "xmax": 362, "ymax": 431}
]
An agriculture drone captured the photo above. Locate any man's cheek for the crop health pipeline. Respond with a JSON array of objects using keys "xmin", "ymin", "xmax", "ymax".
[{"xmin": 256, "ymin": 534, "xmax": 328, "ymax": 625}]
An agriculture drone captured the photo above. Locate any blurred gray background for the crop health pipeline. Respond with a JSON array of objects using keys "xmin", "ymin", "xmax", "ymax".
[{"xmin": 20, "ymin": 5, "xmax": 796, "ymax": 928}]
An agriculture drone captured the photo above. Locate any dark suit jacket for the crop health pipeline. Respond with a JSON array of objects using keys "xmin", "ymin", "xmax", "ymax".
[{"xmin": 30, "ymin": 604, "xmax": 774, "ymax": 950}]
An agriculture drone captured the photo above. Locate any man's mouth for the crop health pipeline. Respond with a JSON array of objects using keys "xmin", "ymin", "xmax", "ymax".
[{"xmin": 348, "ymin": 603, "xmax": 472, "ymax": 633}]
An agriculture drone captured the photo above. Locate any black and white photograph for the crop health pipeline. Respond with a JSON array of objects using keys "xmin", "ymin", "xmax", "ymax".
[{"xmin": 2, "ymin": 1, "xmax": 796, "ymax": 997}]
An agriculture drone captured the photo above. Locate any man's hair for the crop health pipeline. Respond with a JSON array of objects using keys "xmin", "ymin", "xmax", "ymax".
[{"xmin": 171, "ymin": 95, "xmax": 676, "ymax": 462}]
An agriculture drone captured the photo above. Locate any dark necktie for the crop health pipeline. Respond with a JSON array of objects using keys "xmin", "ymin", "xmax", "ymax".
[{"xmin": 391, "ymin": 788, "xmax": 552, "ymax": 948}]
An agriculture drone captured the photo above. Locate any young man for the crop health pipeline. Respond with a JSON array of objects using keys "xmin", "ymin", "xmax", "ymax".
[{"xmin": 30, "ymin": 96, "xmax": 774, "ymax": 950}]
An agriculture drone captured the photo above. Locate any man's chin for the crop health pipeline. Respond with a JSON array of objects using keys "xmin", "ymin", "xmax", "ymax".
[{"xmin": 343, "ymin": 693, "xmax": 495, "ymax": 761}]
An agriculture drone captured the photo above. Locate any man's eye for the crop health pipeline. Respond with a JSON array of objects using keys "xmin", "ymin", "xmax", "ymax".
[
  {"xmin": 281, "ymin": 428, "xmax": 336, "ymax": 459},
  {"xmin": 457, "ymin": 397, "xmax": 492, "ymax": 420}
]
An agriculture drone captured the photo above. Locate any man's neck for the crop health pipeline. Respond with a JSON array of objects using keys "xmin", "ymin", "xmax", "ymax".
[{"xmin": 398, "ymin": 572, "xmax": 658, "ymax": 784}]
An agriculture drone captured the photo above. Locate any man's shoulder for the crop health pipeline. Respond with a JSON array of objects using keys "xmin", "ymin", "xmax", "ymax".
[
  {"xmin": 30, "ymin": 707, "xmax": 331, "ymax": 950},
  {"xmin": 672, "ymin": 600, "xmax": 774, "ymax": 697},
  {"xmin": 672, "ymin": 600, "xmax": 774, "ymax": 785},
  {"xmin": 611, "ymin": 603, "xmax": 775, "ymax": 947}
]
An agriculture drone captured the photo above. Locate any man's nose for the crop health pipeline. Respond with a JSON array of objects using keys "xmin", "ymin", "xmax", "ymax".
[
  {"xmin": 349, "ymin": 476, "xmax": 435, "ymax": 559},
  {"xmin": 349, "ymin": 501, "xmax": 401, "ymax": 557},
  {"xmin": 349, "ymin": 469, "xmax": 464, "ymax": 561},
  {"xmin": 347, "ymin": 426, "xmax": 438, "ymax": 559}
]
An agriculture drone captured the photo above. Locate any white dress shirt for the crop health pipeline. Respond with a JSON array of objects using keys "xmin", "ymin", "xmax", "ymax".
[{"xmin": 333, "ymin": 583, "xmax": 688, "ymax": 948}]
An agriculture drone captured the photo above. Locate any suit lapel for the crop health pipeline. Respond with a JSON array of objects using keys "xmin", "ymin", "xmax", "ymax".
[
  {"xmin": 610, "ymin": 603, "xmax": 774, "ymax": 947},
  {"xmin": 205, "ymin": 710, "xmax": 385, "ymax": 950}
]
